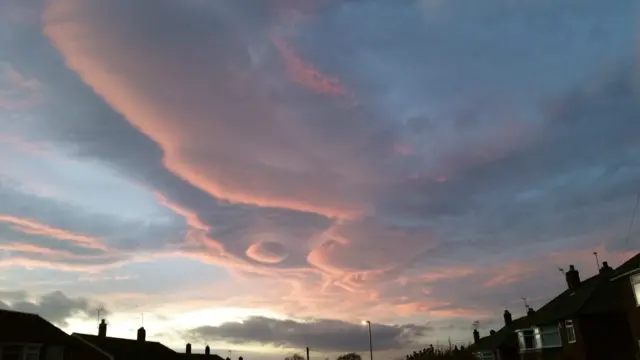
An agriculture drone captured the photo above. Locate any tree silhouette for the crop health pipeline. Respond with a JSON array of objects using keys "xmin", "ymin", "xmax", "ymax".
[
  {"xmin": 336, "ymin": 353, "xmax": 362, "ymax": 360},
  {"xmin": 285, "ymin": 354, "xmax": 305, "ymax": 360}
]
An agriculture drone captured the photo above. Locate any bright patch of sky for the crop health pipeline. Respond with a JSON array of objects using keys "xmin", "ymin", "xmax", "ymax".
[{"xmin": 0, "ymin": 137, "xmax": 170, "ymax": 221}]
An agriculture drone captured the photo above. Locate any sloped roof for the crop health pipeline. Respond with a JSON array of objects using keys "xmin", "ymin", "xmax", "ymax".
[
  {"xmin": 177, "ymin": 353, "xmax": 225, "ymax": 360},
  {"xmin": 73, "ymin": 333, "xmax": 179, "ymax": 360},
  {"xmin": 471, "ymin": 315, "xmax": 531, "ymax": 351},
  {"xmin": 529, "ymin": 272, "xmax": 607, "ymax": 325},
  {"xmin": 0, "ymin": 309, "xmax": 71, "ymax": 344}
]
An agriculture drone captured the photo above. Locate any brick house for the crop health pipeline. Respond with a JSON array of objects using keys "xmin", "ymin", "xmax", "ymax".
[
  {"xmin": 514, "ymin": 262, "xmax": 635, "ymax": 360},
  {"xmin": 609, "ymin": 252, "xmax": 640, "ymax": 358},
  {"xmin": 0, "ymin": 309, "xmax": 109, "ymax": 360},
  {"xmin": 472, "ymin": 255, "xmax": 640, "ymax": 360}
]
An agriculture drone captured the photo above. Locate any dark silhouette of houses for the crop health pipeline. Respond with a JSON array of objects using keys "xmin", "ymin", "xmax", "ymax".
[
  {"xmin": 72, "ymin": 320, "xmax": 180, "ymax": 360},
  {"xmin": 470, "ymin": 310, "xmax": 530, "ymax": 360},
  {"xmin": 471, "ymin": 256, "xmax": 640, "ymax": 360},
  {"xmin": 0, "ymin": 309, "xmax": 109, "ymax": 360},
  {"xmin": 177, "ymin": 343, "xmax": 225, "ymax": 360},
  {"xmin": 73, "ymin": 320, "xmax": 225, "ymax": 360}
]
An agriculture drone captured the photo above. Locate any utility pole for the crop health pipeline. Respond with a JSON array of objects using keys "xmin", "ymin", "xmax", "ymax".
[{"xmin": 306, "ymin": 347, "xmax": 309, "ymax": 360}]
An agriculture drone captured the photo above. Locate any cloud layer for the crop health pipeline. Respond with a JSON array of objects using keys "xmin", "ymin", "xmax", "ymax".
[
  {"xmin": 187, "ymin": 317, "xmax": 430, "ymax": 352},
  {"xmin": 0, "ymin": 290, "xmax": 108, "ymax": 327},
  {"xmin": 0, "ymin": 0, "xmax": 639, "ymax": 352}
]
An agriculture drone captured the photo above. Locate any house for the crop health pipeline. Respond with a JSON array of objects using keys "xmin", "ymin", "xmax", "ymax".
[
  {"xmin": 608, "ymin": 252, "xmax": 640, "ymax": 358},
  {"xmin": 0, "ymin": 309, "xmax": 109, "ymax": 360},
  {"xmin": 73, "ymin": 320, "xmax": 180, "ymax": 360},
  {"xmin": 177, "ymin": 343, "xmax": 225, "ymax": 360},
  {"xmin": 470, "ymin": 310, "xmax": 530, "ymax": 360},
  {"xmin": 73, "ymin": 320, "xmax": 225, "ymax": 360},
  {"xmin": 513, "ymin": 261, "xmax": 636, "ymax": 360},
  {"xmin": 471, "ymin": 255, "xmax": 640, "ymax": 360}
]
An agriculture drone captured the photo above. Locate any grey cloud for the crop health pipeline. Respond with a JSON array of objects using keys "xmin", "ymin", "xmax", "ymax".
[
  {"xmin": 0, "ymin": 179, "xmax": 184, "ymax": 266},
  {"xmin": 186, "ymin": 317, "xmax": 431, "ymax": 352},
  {"xmin": 0, "ymin": 290, "xmax": 108, "ymax": 327}
]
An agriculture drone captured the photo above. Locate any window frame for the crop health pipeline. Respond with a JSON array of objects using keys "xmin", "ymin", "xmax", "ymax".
[
  {"xmin": 474, "ymin": 351, "xmax": 495, "ymax": 360},
  {"xmin": 565, "ymin": 320, "xmax": 577, "ymax": 344},
  {"xmin": 0, "ymin": 344, "xmax": 42, "ymax": 360},
  {"xmin": 537, "ymin": 325, "xmax": 562, "ymax": 348},
  {"xmin": 631, "ymin": 274, "xmax": 640, "ymax": 307},
  {"xmin": 518, "ymin": 329, "xmax": 537, "ymax": 353}
]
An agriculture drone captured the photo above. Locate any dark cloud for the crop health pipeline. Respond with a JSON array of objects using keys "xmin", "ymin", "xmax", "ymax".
[
  {"xmin": 0, "ymin": 290, "xmax": 108, "ymax": 327},
  {"xmin": 186, "ymin": 317, "xmax": 431, "ymax": 352}
]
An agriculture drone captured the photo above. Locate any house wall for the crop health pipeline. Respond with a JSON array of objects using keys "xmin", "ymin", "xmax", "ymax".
[
  {"xmin": 619, "ymin": 274, "xmax": 640, "ymax": 354},
  {"xmin": 580, "ymin": 313, "xmax": 635, "ymax": 360}
]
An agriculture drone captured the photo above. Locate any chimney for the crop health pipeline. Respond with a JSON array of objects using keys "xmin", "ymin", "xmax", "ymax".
[
  {"xmin": 489, "ymin": 330, "xmax": 496, "ymax": 336},
  {"xmin": 527, "ymin": 307, "xmax": 535, "ymax": 317},
  {"xmin": 137, "ymin": 327, "xmax": 146, "ymax": 342},
  {"xmin": 205, "ymin": 346, "xmax": 210, "ymax": 356},
  {"xmin": 565, "ymin": 265, "xmax": 581, "ymax": 290},
  {"xmin": 503, "ymin": 310, "xmax": 513, "ymax": 326},
  {"xmin": 98, "ymin": 319, "xmax": 107, "ymax": 338},
  {"xmin": 600, "ymin": 261, "xmax": 613, "ymax": 274},
  {"xmin": 473, "ymin": 329, "xmax": 480, "ymax": 343},
  {"xmin": 186, "ymin": 343, "xmax": 192, "ymax": 355},
  {"xmin": 239, "ymin": 357, "xmax": 244, "ymax": 360}
]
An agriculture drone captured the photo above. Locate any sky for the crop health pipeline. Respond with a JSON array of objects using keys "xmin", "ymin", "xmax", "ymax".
[{"xmin": 0, "ymin": 0, "xmax": 640, "ymax": 359}]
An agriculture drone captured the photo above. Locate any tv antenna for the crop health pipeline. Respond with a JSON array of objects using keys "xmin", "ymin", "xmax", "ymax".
[
  {"xmin": 521, "ymin": 297, "xmax": 529, "ymax": 312},
  {"xmin": 593, "ymin": 252, "xmax": 600, "ymax": 271},
  {"xmin": 96, "ymin": 307, "xmax": 105, "ymax": 324}
]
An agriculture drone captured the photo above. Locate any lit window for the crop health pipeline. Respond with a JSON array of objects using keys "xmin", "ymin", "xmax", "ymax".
[
  {"xmin": 631, "ymin": 274, "xmax": 640, "ymax": 306},
  {"xmin": 565, "ymin": 320, "xmax": 576, "ymax": 343}
]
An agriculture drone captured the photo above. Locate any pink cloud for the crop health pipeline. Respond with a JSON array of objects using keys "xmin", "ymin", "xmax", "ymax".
[
  {"xmin": 0, "ymin": 215, "xmax": 106, "ymax": 250},
  {"xmin": 270, "ymin": 35, "xmax": 350, "ymax": 98},
  {"xmin": 43, "ymin": 1, "xmax": 369, "ymax": 219}
]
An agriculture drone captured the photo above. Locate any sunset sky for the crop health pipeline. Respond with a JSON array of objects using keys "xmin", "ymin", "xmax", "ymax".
[{"xmin": 1, "ymin": 0, "xmax": 639, "ymax": 359}]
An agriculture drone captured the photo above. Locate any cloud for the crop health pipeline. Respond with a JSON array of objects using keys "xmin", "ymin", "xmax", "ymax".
[
  {"xmin": 0, "ymin": 0, "xmax": 634, "ymax": 343},
  {"xmin": 0, "ymin": 62, "xmax": 42, "ymax": 109},
  {"xmin": 186, "ymin": 316, "xmax": 431, "ymax": 352},
  {"xmin": 0, "ymin": 290, "xmax": 108, "ymax": 327}
]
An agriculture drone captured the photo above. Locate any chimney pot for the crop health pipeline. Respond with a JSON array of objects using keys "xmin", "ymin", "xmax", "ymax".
[
  {"xmin": 205, "ymin": 346, "xmax": 210, "ymax": 355},
  {"xmin": 473, "ymin": 329, "xmax": 480, "ymax": 343},
  {"xmin": 186, "ymin": 343, "xmax": 192, "ymax": 355},
  {"xmin": 565, "ymin": 264, "xmax": 581, "ymax": 290},
  {"xmin": 137, "ymin": 327, "xmax": 146, "ymax": 342},
  {"xmin": 98, "ymin": 319, "xmax": 107, "ymax": 338},
  {"xmin": 503, "ymin": 310, "xmax": 513, "ymax": 326},
  {"xmin": 489, "ymin": 329, "xmax": 496, "ymax": 335},
  {"xmin": 527, "ymin": 307, "xmax": 535, "ymax": 317},
  {"xmin": 600, "ymin": 261, "xmax": 613, "ymax": 274}
]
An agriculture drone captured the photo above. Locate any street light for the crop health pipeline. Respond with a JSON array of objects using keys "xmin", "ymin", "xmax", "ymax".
[{"xmin": 362, "ymin": 320, "xmax": 373, "ymax": 360}]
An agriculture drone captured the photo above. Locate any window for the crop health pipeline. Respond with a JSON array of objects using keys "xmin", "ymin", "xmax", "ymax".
[
  {"xmin": 0, "ymin": 345, "xmax": 41, "ymax": 360},
  {"xmin": 474, "ymin": 351, "xmax": 495, "ymax": 360},
  {"xmin": 565, "ymin": 320, "xmax": 576, "ymax": 343},
  {"xmin": 631, "ymin": 274, "xmax": 640, "ymax": 306},
  {"xmin": 518, "ymin": 326, "xmax": 562, "ymax": 352},
  {"xmin": 538, "ymin": 326, "xmax": 562, "ymax": 348},
  {"xmin": 24, "ymin": 345, "xmax": 40, "ymax": 360},
  {"xmin": 518, "ymin": 329, "xmax": 536, "ymax": 352}
]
